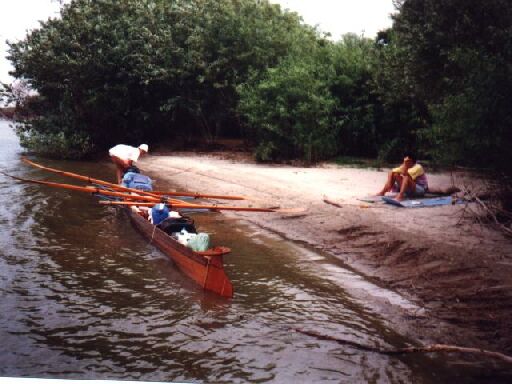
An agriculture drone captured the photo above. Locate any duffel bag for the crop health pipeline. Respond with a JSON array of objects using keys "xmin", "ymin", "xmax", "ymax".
[
  {"xmin": 157, "ymin": 216, "xmax": 197, "ymax": 234},
  {"xmin": 122, "ymin": 172, "xmax": 153, "ymax": 191}
]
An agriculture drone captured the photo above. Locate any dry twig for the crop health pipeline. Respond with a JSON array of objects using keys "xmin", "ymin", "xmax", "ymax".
[{"xmin": 323, "ymin": 198, "xmax": 344, "ymax": 208}]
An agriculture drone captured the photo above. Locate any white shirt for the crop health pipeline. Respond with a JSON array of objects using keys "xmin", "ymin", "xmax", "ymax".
[{"xmin": 109, "ymin": 144, "xmax": 141, "ymax": 162}]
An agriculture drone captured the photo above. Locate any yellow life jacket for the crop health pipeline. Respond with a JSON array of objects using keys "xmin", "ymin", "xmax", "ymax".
[{"xmin": 392, "ymin": 163, "xmax": 425, "ymax": 181}]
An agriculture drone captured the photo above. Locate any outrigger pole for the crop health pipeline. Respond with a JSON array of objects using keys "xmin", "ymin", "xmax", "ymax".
[
  {"xmin": 21, "ymin": 157, "xmax": 247, "ymax": 201},
  {"xmin": 0, "ymin": 171, "xmax": 187, "ymax": 205},
  {"xmin": 98, "ymin": 200, "xmax": 305, "ymax": 213},
  {"xmin": 1, "ymin": 171, "xmax": 304, "ymax": 214}
]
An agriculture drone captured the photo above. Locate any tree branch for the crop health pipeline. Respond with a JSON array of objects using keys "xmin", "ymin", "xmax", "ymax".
[{"xmin": 295, "ymin": 328, "xmax": 512, "ymax": 364}]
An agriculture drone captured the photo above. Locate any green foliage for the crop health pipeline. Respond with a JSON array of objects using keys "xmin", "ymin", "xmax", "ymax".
[
  {"xmin": 329, "ymin": 35, "xmax": 378, "ymax": 157},
  {"xmin": 391, "ymin": 0, "xmax": 512, "ymax": 173},
  {"xmin": 239, "ymin": 34, "xmax": 383, "ymax": 162},
  {"xmin": 370, "ymin": 28, "xmax": 430, "ymax": 162},
  {"xmin": 238, "ymin": 31, "xmax": 427, "ymax": 163},
  {"xmin": 16, "ymin": 124, "xmax": 93, "ymax": 159},
  {"xmin": 238, "ymin": 41, "xmax": 337, "ymax": 162},
  {"xmin": 8, "ymin": 0, "xmax": 313, "ymax": 157},
  {"xmin": 8, "ymin": 0, "xmax": 512, "ymax": 177}
]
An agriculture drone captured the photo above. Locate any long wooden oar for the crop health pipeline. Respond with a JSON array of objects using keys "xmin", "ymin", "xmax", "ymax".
[
  {"xmin": 99, "ymin": 200, "xmax": 305, "ymax": 214},
  {"xmin": 0, "ymin": 171, "xmax": 193, "ymax": 206},
  {"xmin": 21, "ymin": 157, "xmax": 247, "ymax": 201}
]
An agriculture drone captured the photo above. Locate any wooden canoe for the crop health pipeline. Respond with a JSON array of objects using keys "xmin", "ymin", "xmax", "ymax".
[
  {"xmin": 125, "ymin": 204, "xmax": 234, "ymax": 298},
  {"xmin": 16, "ymin": 157, "xmax": 234, "ymax": 297}
]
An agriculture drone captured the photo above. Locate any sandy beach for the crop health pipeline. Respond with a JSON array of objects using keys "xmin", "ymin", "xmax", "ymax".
[{"xmin": 141, "ymin": 152, "xmax": 512, "ymax": 355}]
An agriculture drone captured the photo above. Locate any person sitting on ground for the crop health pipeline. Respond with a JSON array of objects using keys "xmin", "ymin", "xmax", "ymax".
[
  {"xmin": 377, "ymin": 153, "xmax": 428, "ymax": 201},
  {"xmin": 109, "ymin": 143, "xmax": 148, "ymax": 182}
]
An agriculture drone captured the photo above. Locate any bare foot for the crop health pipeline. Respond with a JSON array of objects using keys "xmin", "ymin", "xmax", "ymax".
[{"xmin": 395, "ymin": 194, "xmax": 405, "ymax": 201}]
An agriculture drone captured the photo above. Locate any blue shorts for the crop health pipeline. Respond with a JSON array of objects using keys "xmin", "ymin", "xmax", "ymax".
[
  {"xmin": 393, "ymin": 182, "xmax": 426, "ymax": 197},
  {"xmin": 412, "ymin": 183, "xmax": 426, "ymax": 197}
]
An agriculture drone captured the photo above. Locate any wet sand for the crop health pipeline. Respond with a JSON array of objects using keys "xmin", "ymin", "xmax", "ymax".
[{"xmin": 141, "ymin": 152, "xmax": 512, "ymax": 356}]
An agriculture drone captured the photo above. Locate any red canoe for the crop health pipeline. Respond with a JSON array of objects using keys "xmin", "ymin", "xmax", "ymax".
[
  {"xmin": 126, "ymin": 205, "xmax": 234, "ymax": 298},
  {"xmin": 18, "ymin": 157, "xmax": 234, "ymax": 297}
]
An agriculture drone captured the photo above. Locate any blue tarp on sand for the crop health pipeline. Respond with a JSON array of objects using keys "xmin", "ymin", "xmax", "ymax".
[{"xmin": 381, "ymin": 195, "xmax": 462, "ymax": 208}]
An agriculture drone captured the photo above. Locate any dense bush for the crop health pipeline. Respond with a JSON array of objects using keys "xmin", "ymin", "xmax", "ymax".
[
  {"xmin": 238, "ymin": 28, "xmax": 447, "ymax": 164},
  {"xmin": 7, "ymin": 0, "xmax": 313, "ymax": 157},
  {"xmin": 7, "ymin": 0, "xmax": 512, "ymax": 177},
  {"xmin": 391, "ymin": 0, "xmax": 512, "ymax": 173},
  {"xmin": 238, "ymin": 40, "xmax": 336, "ymax": 162}
]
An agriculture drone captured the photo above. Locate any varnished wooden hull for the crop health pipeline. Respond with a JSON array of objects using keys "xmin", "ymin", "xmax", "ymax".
[{"xmin": 126, "ymin": 208, "xmax": 233, "ymax": 297}]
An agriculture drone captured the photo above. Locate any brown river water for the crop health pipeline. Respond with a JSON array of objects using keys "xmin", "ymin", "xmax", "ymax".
[{"xmin": 0, "ymin": 119, "xmax": 501, "ymax": 383}]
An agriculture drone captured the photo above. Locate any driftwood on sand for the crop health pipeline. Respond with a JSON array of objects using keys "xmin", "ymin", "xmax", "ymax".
[{"xmin": 323, "ymin": 198, "xmax": 344, "ymax": 208}]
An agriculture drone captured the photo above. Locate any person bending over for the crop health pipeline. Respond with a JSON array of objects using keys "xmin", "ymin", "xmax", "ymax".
[
  {"xmin": 377, "ymin": 153, "xmax": 428, "ymax": 201},
  {"xmin": 109, "ymin": 143, "xmax": 148, "ymax": 182}
]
